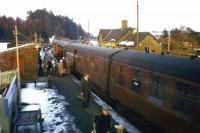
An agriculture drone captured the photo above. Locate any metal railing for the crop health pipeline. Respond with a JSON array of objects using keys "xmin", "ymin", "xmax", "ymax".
[{"xmin": 0, "ymin": 69, "xmax": 18, "ymax": 87}]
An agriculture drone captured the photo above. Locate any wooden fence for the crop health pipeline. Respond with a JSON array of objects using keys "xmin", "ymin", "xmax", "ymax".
[{"xmin": 0, "ymin": 69, "xmax": 18, "ymax": 87}]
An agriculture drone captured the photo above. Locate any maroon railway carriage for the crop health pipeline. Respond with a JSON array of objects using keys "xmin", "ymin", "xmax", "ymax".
[{"xmin": 53, "ymin": 39, "xmax": 200, "ymax": 133}]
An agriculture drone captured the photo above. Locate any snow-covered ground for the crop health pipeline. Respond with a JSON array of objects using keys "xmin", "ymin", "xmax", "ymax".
[{"xmin": 20, "ymin": 82, "xmax": 82, "ymax": 133}]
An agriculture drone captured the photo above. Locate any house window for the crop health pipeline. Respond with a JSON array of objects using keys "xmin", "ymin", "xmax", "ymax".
[
  {"xmin": 173, "ymin": 82, "xmax": 199, "ymax": 116},
  {"xmin": 131, "ymin": 69, "xmax": 141, "ymax": 92},
  {"xmin": 117, "ymin": 65, "xmax": 125, "ymax": 86},
  {"xmin": 149, "ymin": 73, "xmax": 165, "ymax": 100}
]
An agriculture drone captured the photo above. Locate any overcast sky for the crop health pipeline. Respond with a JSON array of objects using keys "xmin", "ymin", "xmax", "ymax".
[{"xmin": 0, "ymin": 0, "xmax": 200, "ymax": 36}]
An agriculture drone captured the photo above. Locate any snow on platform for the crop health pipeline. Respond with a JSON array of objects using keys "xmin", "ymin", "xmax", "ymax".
[{"xmin": 20, "ymin": 82, "xmax": 82, "ymax": 133}]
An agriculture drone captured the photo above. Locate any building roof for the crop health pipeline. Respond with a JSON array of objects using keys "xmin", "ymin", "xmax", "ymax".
[
  {"xmin": 99, "ymin": 28, "xmax": 133, "ymax": 42},
  {"xmin": 99, "ymin": 29, "xmax": 112, "ymax": 40},
  {"xmin": 127, "ymin": 32, "xmax": 158, "ymax": 43}
]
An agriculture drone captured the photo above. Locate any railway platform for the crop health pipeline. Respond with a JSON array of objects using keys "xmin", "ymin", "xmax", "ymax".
[
  {"xmin": 48, "ymin": 74, "xmax": 139, "ymax": 133},
  {"xmin": 16, "ymin": 74, "xmax": 139, "ymax": 133}
]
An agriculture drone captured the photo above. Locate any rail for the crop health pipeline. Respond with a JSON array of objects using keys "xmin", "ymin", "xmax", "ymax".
[{"xmin": 0, "ymin": 69, "xmax": 18, "ymax": 87}]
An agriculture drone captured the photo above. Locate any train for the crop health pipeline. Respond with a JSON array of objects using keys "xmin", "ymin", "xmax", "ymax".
[{"xmin": 53, "ymin": 38, "xmax": 200, "ymax": 133}]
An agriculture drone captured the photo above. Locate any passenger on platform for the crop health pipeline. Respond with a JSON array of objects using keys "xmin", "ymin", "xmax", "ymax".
[
  {"xmin": 62, "ymin": 57, "xmax": 66, "ymax": 74},
  {"xmin": 38, "ymin": 55, "xmax": 43, "ymax": 76},
  {"xmin": 51, "ymin": 60, "xmax": 57, "ymax": 75},
  {"xmin": 47, "ymin": 59, "xmax": 52, "ymax": 76},
  {"xmin": 58, "ymin": 59, "xmax": 64, "ymax": 76},
  {"xmin": 66, "ymin": 60, "xmax": 70, "ymax": 74},
  {"xmin": 44, "ymin": 59, "xmax": 48, "ymax": 75},
  {"xmin": 93, "ymin": 105, "xmax": 111, "ymax": 133},
  {"xmin": 80, "ymin": 73, "xmax": 91, "ymax": 108}
]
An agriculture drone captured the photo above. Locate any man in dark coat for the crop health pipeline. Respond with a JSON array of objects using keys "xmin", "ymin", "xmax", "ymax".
[
  {"xmin": 80, "ymin": 73, "xmax": 90, "ymax": 108},
  {"xmin": 94, "ymin": 106, "xmax": 111, "ymax": 133},
  {"xmin": 47, "ymin": 60, "xmax": 52, "ymax": 76}
]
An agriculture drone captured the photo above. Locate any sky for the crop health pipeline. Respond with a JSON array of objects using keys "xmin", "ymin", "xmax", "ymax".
[{"xmin": 0, "ymin": 0, "xmax": 200, "ymax": 36}]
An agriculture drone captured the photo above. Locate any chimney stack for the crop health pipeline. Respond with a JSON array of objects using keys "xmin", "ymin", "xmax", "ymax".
[{"xmin": 121, "ymin": 20, "xmax": 128, "ymax": 29}]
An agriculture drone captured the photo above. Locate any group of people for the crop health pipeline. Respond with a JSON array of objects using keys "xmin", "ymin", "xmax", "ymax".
[
  {"xmin": 80, "ymin": 73, "xmax": 112, "ymax": 133},
  {"xmin": 45, "ymin": 57, "xmax": 70, "ymax": 76}
]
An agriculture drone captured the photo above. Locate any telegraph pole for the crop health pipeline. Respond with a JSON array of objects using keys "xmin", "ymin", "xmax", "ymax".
[
  {"xmin": 88, "ymin": 21, "xmax": 89, "ymax": 35},
  {"xmin": 137, "ymin": 1, "xmax": 139, "ymax": 46},
  {"xmin": 77, "ymin": 25, "xmax": 79, "ymax": 40},
  {"xmin": 14, "ymin": 25, "xmax": 20, "ymax": 89},
  {"xmin": 39, "ymin": 34, "xmax": 42, "ymax": 45},
  {"xmin": 13, "ymin": 25, "xmax": 21, "ymax": 103},
  {"xmin": 168, "ymin": 31, "xmax": 171, "ymax": 53},
  {"xmin": 34, "ymin": 32, "xmax": 38, "ymax": 44},
  {"xmin": 88, "ymin": 21, "xmax": 90, "ymax": 40}
]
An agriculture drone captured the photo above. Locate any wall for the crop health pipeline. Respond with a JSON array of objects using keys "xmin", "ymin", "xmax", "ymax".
[
  {"xmin": 0, "ymin": 44, "xmax": 38, "ymax": 81},
  {"xmin": 135, "ymin": 35, "xmax": 161, "ymax": 52}
]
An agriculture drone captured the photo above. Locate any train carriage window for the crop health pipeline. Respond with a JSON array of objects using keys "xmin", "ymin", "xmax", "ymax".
[
  {"xmin": 149, "ymin": 73, "xmax": 165, "ymax": 101},
  {"xmin": 117, "ymin": 65, "xmax": 125, "ymax": 86},
  {"xmin": 93, "ymin": 64, "xmax": 98, "ymax": 72},
  {"xmin": 83, "ymin": 56, "xmax": 90, "ymax": 69},
  {"xmin": 90, "ymin": 57, "xmax": 98, "ymax": 72},
  {"xmin": 149, "ymin": 85, "xmax": 164, "ymax": 100},
  {"xmin": 91, "ymin": 62, "xmax": 98, "ymax": 72},
  {"xmin": 131, "ymin": 69, "xmax": 141, "ymax": 93},
  {"xmin": 173, "ymin": 82, "xmax": 200, "ymax": 116}
]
